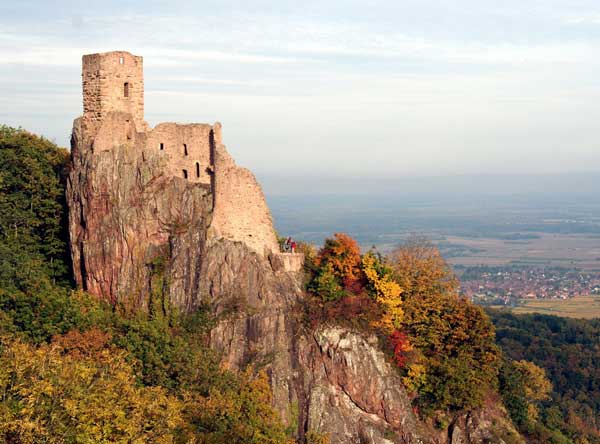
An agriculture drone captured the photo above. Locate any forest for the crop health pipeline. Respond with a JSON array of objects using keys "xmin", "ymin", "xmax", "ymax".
[
  {"xmin": 490, "ymin": 309, "xmax": 600, "ymax": 444},
  {"xmin": 0, "ymin": 124, "xmax": 598, "ymax": 444}
]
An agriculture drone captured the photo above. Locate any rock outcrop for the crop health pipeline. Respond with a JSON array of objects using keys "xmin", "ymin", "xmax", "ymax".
[
  {"xmin": 299, "ymin": 327, "xmax": 427, "ymax": 444},
  {"xmin": 68, "ymin": 51, "xmax": 284, "ymax": 306},
  {"xmin": 67, "ymin": 50, "xmax": 522, "ymax": 444}
]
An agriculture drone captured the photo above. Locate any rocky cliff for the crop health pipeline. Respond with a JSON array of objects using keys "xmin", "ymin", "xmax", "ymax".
[
  {"xmin": 67, "ymin": 50, "xmax": 521, "ymax": 444},
  {"xmin": 67, "ymin": 112, "xmax": 521, "ymax": 444}
]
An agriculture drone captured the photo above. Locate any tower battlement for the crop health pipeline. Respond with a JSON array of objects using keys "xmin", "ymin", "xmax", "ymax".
[
  {"xmin": 73, "ymin": 50, "xmax": 285, "ymax": 268},
  {"xmin": 82, "ymin": 51, "xmax": 144, "ymax": 130}
]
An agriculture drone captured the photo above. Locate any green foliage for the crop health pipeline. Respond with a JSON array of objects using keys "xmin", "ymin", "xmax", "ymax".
[
  {"xmin": 0, "ymin": 125, "xmax": 291, "ymax": 444},
  {"xmin": 0, "ymin": 288, "xmax": 113, "ymax": 345},
  {"xmin": 499, "ymin": 358, "xmax": 552, "ymax": 431},
  {"xmin": 490, "ymin": 310, "xmax": 600, "ymax": 443},
  {"xmin": 306, "ymin": 233, "xmax": 502, "ymax": 417},
  {"xmin": 308, "ymin": 263, "xmax": 346, "ymax": 302},
  {"xmin": 401, "ymin": 292, "xmax": 501, "ymax": 414},
  {"xmin": 0, "ymin": 125, "xmax": 70, "ymax": 289}
]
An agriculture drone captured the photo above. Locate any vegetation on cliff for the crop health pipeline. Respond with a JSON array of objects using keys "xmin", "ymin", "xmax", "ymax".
[
  {"xmin": 304, "ymin": 233, "xmax": 544, "ymax": 432},
  {"xmin": 0, "ymin": 126, "xmax": 293, "ymax": 444},
  {"xmin": 0, "ymin": 125, "xmax": 70, "ymax": 289},
  {"xmin": 4, "ymin": 125, "xmax": 600, "ymax": 444}
]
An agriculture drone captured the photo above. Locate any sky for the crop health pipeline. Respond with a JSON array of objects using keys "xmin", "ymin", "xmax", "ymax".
[{"xmin": 1, "ymin": 0, "xmax": 600, "ymax": 180}]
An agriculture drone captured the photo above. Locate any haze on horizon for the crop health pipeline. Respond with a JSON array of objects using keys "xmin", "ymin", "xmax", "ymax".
[{"xmin": 1, "ymin": 0, "xmax": 600, "ymax": 180}]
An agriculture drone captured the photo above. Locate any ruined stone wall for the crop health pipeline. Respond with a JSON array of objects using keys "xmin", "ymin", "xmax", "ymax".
[
  {"xmin": 83, "ymin": 51, "xmax": 144, "ymax": 132},
  {"xmin": 71, "ymin": 51, "xmax": 288, "ymax": 292},
  {"xmin": 210, "ymin": 142, "xmax": 280, "ymax": 256},
  {"xmin": 144, "ymin": 122, "xmax": 215, "ymax": 185}
]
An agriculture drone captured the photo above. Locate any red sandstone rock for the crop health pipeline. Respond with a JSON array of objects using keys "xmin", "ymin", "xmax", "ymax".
[{"xmin": 67, "ymin": 51, "xmax": 521, "ymax": 444}]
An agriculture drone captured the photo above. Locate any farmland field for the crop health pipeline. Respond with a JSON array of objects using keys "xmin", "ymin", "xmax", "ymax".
[
  {"xmin": 491, "ymin": 296, "xmax": 600, "ymax": 319},
  {"xmin": 443, "ymin": 234, "xmax": 600, "ymax": 272}
]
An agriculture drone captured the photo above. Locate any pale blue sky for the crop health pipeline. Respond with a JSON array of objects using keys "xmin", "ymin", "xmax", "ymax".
[{"xmin": 1, "ymin": 0, "xmax": 599, "ymax": 177}]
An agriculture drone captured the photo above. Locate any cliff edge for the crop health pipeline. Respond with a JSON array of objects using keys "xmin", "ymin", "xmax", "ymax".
[{"xmin": 66, "ymin": 51, "xmax": 521, "ymax": 444}]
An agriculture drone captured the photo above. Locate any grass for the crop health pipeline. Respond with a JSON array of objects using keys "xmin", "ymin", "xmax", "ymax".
[{"xmin": 500, "ymin": 296, "xmax": 600, "ymax": 319}]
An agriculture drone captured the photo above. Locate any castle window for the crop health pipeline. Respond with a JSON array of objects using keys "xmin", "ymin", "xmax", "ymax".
[
  {"xmin": 119, "ymin": 56, "xmax": 124, "ymax": 64},
  {"xmin": 159, "ymin": 143, "xmax": 164, "ymax": 150},
  {"xmin": 183, "ymin": 144, "xmax": 188, "ymax": 156},
  {"xmin": 195, "ymin": 162, "xmax": 200, "ymax": 177},
  {"xmin": 182, "ymin": 169, "xmax": 188, "ymax": 179},
  {"xmin": 124, "ymin": 82, "xmax": 129, "ymax": 97}
]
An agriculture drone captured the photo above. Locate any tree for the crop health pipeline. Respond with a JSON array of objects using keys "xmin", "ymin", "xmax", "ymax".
[
  {"xmin": 389, "ymin": 235, "xmax": 458, "ymax": 298},
  {"xmin": 0, "ymin": 125, "xmax": 71, "ymax": 290},
  {"xmin": 315, "ymin": 233, "xmax": 363, "ymax": 290},
  {"xmin": 394, "ymin": 237, "xmax": 500, "ymax": 414},
  {"xmin": 362, "ymin": 252, "xmax": 403, "ymax": 333},
  {"xmin": 500, "ymin": 358, "xmax": 552, "ymax": 429},
  {"xmin": 0, "ymin": 335, "xmax": 183, "ymax": 443},
  {"xmin": 181, "ymin": 368, "xmax": 293, "ymax": 444}
]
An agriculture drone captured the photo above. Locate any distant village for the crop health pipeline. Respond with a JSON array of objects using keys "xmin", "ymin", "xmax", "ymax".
[{"xmin": 456, "ymin": 266, "xmax": 600, "ymax": 306}]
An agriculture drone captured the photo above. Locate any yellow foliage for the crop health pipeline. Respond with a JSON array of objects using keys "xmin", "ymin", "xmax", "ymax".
[
  {"xmin": 0, "ymin": 337, "xmax": 183, "ymax": 444},
  {"xmin": 362, "ymin": 252, "xmax": 403, "ymax": 333},
  {"xmin": 306, "ymin": 430, "xmax": 331, "ymax": 444},
  {"xmin": 527, "ymin": 404, "xmax": 540, "ymax": 423},
  {"xmin": 402, "ymin": 363, "xmax": 427, "ymax": 393},
  {"xmin": 390, "ymin": 236, "xmax": 458, "ymax": 297},
  {"xmin": 513, "ymin": 360, "xmax": 552, "ymax": 402}
]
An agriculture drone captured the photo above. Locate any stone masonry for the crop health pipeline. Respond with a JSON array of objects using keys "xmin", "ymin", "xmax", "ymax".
[
  {"xmin": 69, "ymin": 50, "xmax": 303, "ymax": 302},
  {"xmin": 80, "ymin": 50, "xmax": 281, "ymax": 256}
]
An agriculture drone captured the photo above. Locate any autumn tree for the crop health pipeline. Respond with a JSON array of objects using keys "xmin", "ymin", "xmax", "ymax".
[
  {"xmin": 362, "ymin": 252, "xmax": 403, "ymax": 333},
  {"xmin": 393, "ymin": 236, "xmax": 500, "ymax": 414},
  {"xmin": 181, "ymin": 368, "xmax": 293, "ymax": 444},
  {"xmin": 500, "ymin": 359, "xmax": 552, "ymax": 429},
  {"xmin": 0, "ymin": 335, "xmax": 183, "ymax": 444},
  {"xmin": 389, "ymin": 235, "xmax": 458, "ymax": 297},
  {"xmin": 315, "ymin": 233, "xmax": 363, "ymax": 291}
]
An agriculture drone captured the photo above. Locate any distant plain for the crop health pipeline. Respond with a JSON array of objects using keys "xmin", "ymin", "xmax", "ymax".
[
  {"xmin": 491, "ymin": 296, "xmax": 600, "ymax": 319},
  {"xmin": 266, "ymin": 177, "xmax": 600, "ymax": 272}
]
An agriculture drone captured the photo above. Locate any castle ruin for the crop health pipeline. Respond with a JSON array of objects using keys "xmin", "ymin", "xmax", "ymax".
[{"xmin": 68, "ymin": 50, "xmax": 303, "ymax": 303}]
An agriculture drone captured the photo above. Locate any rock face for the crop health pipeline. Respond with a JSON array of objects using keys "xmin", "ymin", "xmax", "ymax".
[
  {"xmin": 67, "ymin": 51, "xmax": 522, "ymax": 444},
  {"xmin": 299, "ymin": 327, "xmax": 427, "ymax": 444},
  {"xmin": 68, "ymin": 51, "xmax": 284, "ymax": 306}
]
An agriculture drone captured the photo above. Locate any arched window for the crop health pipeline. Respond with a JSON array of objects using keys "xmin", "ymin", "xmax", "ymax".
[
  {"xmin": 159, "ymin": 143, "xmax": 164, "ymax": 150},
  {"xmin": 183, "ymin": 144, "xmax": 188, "ymax": 156},
  {"xmin": 182, "ymin": 169, "xmax": 188, "ymax": 179},
  {"xmin": 124, "ymin": 82, "xmax": 129, "ymax": 97},
  {"xmin": 195, "ymin": 162, "xmax": 200, "ymax": 178}
]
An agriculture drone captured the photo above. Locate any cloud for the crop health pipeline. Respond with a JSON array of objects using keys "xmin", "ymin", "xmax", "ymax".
[
  {"xmin": 2, "ymin": 1, "xmax": 600, "ymax": 175},
  {"xmin": 564, "ymin": 13, "xmax": 600, "ymax": 25}
]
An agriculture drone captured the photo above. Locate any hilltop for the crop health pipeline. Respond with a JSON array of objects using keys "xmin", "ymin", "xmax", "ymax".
[{"xmin": 2, "ymin": 50, "xmax": 588, "ymax": 444}]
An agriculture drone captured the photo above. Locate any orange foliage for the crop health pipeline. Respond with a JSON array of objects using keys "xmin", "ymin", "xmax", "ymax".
[
  {"xmin": 316, "ymin": 233, "xmax": 362, "ymax": 289},
  {"xmin": 52, "ymin": 328, "xmax": 112, "ymax": 359},
  {"xmin": 389, "ymin": 330, "xmax": 412, "ymax": 368},
  {"xmin": 389, "ymin": 235, "xmax": 458, "ymax": 297}
]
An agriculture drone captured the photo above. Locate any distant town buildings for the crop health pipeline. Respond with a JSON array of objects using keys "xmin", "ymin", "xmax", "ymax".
[{"xmin": 457, "ymin": 266, "xmax": 600, "ymax": 305}]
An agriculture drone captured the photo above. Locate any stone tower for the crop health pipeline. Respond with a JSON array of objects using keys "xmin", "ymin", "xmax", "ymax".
[{"xmin": 82, "ymin": 51, "xmax": 144, "ymax": 130}]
